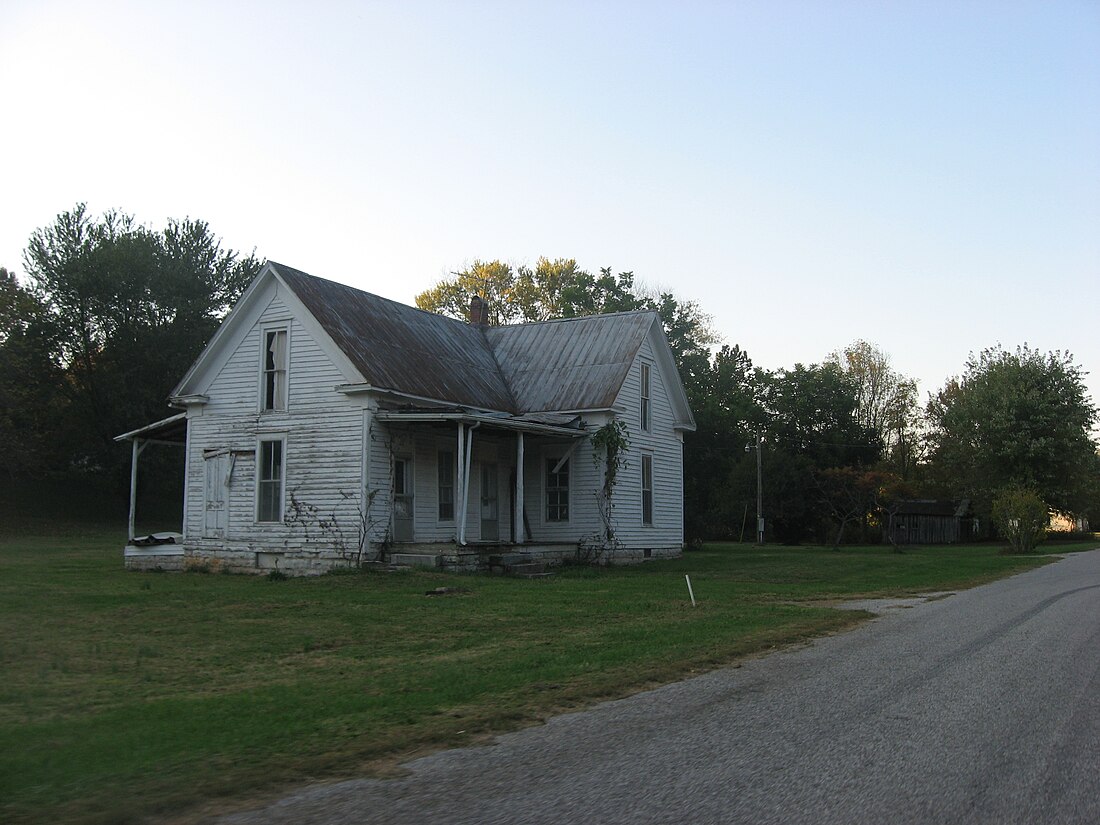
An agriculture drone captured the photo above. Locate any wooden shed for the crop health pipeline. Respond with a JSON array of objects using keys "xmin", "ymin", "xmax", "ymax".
[{"xmin": 886, "ymin": 499, "xmax": 976, "ymax": 545}]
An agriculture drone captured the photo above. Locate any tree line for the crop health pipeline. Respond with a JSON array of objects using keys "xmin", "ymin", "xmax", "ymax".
[
  {"xmin": 2, "ymin": 206, "xmax": 1098, "ymax": 544},
  {"xmin": 0, "ymin": 205, "xmax": 261, "ymax": 491},
  {"xmin": 416, "ymin": 259, "xmax": 1100, "ymax": 545}
]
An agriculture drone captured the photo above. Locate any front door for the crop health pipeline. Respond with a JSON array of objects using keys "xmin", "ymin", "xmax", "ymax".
[
  {"xmin": 203, "ymin": 452, "xmax": 227, "ymax": 538},
  {"xmin": 481, "ymin": 463, "xmax": 499, "ymax": 541},
  {"xmin": 393, "ymin": 456, "xmax": 413, "ymax": 542}
]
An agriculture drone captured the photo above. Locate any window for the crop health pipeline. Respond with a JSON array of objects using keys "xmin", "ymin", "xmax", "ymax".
[
  {"xmin": 640, "ymin": 363, "xmax": 651, "ymax": 432},
  {"xmin": 641, "ymin": 453, "xmax": 653, "ymax": 526},
  {"xmin": 546, "ymin": 457, "xmax": 570, "ymax": 522},
  {"xmin": 438, "ymin": 450, "xmax": 455, "ymax": 520},
  {"xmin": 263, "ymin": 329, "xmax": 287, "ymax": 411},
  {"xmin": 257, "ymin": 438, "xmax": 285, "ymax": 522}
]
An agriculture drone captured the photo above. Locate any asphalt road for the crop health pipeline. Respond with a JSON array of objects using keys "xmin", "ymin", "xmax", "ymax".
[{"xmin": 218, "ymin": 549, "xmax": 1100, "ymax": 825}]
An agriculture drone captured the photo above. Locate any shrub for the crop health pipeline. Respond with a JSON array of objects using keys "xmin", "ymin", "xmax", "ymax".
[{"xmin": 991, "ymin": 487, "xmax": 1048, "ymax": 553}]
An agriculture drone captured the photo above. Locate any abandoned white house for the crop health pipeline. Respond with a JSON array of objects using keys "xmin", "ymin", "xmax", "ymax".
[{"xmin": 117, "ymin": 262, "xmax": 695, "ymax": 573}]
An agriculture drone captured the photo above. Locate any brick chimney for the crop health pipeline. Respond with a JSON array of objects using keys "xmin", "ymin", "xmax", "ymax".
[{"xmin": 469, "ymin": 294, "xmax": 489, "ymax": 327}]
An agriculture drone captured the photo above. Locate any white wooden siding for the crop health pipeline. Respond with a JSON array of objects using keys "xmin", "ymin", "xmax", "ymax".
[
  {"xmin": 184, "ymin": 295, "xmax": 371, "ymax": 559},
  {"xmin": 606, "ymin": 334, "xmax": 685, "ymax": 550},
  {"xmin": 181, "ymin": 287, "xmax": 683, "ymax": 564}
]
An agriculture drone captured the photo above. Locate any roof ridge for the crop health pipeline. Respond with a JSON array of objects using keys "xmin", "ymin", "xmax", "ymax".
[
  {"xmin": 269, "ymin": 261, "xmax": 480, "ymax": 331},
  {"xmin": 491, "ymin": 308, "xmax": 657, "ymax": 330}
]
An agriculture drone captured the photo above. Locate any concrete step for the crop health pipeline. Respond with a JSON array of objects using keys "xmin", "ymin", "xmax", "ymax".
[
  {"xmin": 390, "ymin": 553, "xmax": 441, "ymax": 568},
  {"xmin": 488, "ymin": 553, "xmax": 529, "ymax": 567},
  {"xmin": 506, "ymin": 561, "xmax": 547, "ymax": 576}
]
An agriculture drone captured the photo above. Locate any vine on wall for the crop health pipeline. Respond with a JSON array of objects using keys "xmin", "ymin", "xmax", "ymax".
[{"xmin": 579, "ymin": 419, "xmax": 631, "ymax": 562}]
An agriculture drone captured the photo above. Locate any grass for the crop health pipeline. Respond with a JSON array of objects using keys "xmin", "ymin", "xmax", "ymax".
[{"xmin": 0, "ymin": 526, "xmax": 1095, "ymax": 824}]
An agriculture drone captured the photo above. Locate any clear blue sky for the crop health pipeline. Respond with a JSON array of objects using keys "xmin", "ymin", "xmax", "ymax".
[{"xmin": 2, "ymin": 0, "xmax": 1098, "ymax": 404}]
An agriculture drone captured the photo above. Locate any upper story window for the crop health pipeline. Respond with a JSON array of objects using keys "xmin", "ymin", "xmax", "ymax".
[
  {"xmin": 546, "ymin": 457, "xmax": 570, "ymax": 522},
  {"xmin": 263, "ymin": 329, "xmax": 287, "ymax": 411},
  {"xmin": 640, "ymin": 363, "xmax": 651, "ymax": 432}
]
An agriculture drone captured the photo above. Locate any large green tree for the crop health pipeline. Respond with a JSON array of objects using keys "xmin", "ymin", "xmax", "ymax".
[
  {"xmin": 759, "ymin": 363, "xmax": 881, "ymax": 469},
  {"xmin": 0, "ymin": 268, "xmax": 67, "ymax": 478},
  {"xmin": 415, "ymin": 258, "xmax": 718, "ymax": 402},
  {"xmin": 826, "ymin": 339, "xmax": 921, "ymax": 477},
  {"xmin": 684, "ymin": 344, "xmax": 763, "ymax": 540},
  {"xmin": 926, "ymin": 344, "xmax": 1100, "ymax": 517},
  {"xmin": 19, "ymin": 204, "xmax": 262, "ymax": 479},
  {"xmin": 753, "ymin": 363, "xmax": 881, "ymax": 542},
  {"xmin": 686, "ymin": 355, "xmax": 882, "ymax": 544}
]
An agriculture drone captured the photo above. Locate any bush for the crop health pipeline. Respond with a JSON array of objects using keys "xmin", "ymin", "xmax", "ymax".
[{"xmin": 991, "ymin": 487, "xmax": 1048, "ymax": 553}]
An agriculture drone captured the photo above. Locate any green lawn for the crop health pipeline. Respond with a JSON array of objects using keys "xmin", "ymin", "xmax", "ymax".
[{"xmin": 0, "ymin": 528, "xmax": 1094, "ymax": 824}]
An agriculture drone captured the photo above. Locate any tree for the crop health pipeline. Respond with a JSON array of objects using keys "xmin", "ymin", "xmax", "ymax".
[
  {"xmin": 684, "ymin": 344, "xmax": 764, "ymax": 541},
  {"xmin": 19, "ymin": 204, "xmax": 263, "ymax": 479},
  {"xmin": 0, "ymin": 268, "xmax": 68, "ymax": 479},
  {"xmin": 740, "ymin": 363, "xmax": 881, "ymax": 543},
  {"xmin": 826, "ymin": 340, "xmax": 921, "ymax": 476},
  {"xmin": 991, "ymin": 486, "xmax": 1048, "ymax": 553},
  {"xmin": 815, "ymin": 467, "xmax": 913, "ymax": 549},
  {"xmin": 926, "ymin": 344, "xmax": 1100, "ymax": 517},
  {"xmin": 758, "ymin": 363, "xmax": 881, "ymax": 469},
  {"xmin": 415, "ymin": 258, "xmax": 719, "ymax": 401},
  {"xmin": 414, "ymin": 259, "xmax": 520, "ymax": 326},
  {"xmin": 815, "ymin": 467, "xmax": 880, "ymax": 548},
  {"xmin": 0, "ymin": 267, "xmax": 40, "ymax": 342}
]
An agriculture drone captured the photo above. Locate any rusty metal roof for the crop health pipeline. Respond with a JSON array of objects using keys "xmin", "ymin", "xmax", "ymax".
[
  {"xmin": 274, "ymin": 263, "xmax": 656, "ymax": 415},
  {"xmin": 486, "ymin": 312, "xmax": 654, "ymax": 412},
  {"xmin": 274, "ymin": 263, "xmax": 515, "ymax": 411}
]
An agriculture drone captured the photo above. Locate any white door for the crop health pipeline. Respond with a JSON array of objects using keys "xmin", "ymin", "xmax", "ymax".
[
  {"xmin": 481, "ymin": 463, "xmax": 499, "ymax": 541},
  {"xmin": 203, "ymin": 453, "xmax": 228, "ymax": 537},
  {"xmin": 393, "ymin": 456, "xmax": 414, "ymax": 542}
]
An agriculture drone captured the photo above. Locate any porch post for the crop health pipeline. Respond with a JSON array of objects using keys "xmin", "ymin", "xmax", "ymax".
[
  {"xmin": 127, "ymin": 439, "xmax": 144, "ymax": 543},
  {"xmin": 515, "ymin": 431, "xmax": 525, "ymax": 543},
  {"xmin": 456, "ymin": 423, "xmax": 466, "ymax": 545},
  {"xmin": 459, "ymin": 422, "xmax": 478, "ymax": 545}
]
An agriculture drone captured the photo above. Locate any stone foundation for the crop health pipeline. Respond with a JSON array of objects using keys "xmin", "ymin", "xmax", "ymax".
[
  {"xmin": 124, "ymin": 540, "xmax": 683, "ymax": 575},
  {"xmin": 124, "ymin": 545, "xmax": 186, "ymax": 572}
]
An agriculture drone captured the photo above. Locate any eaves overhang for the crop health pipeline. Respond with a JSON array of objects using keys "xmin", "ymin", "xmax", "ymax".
[
  {"xmin": 169, "ymin": 394, "xmax": 209, "ymax": 409},
  {"xmin": 373, "ymin": 409, "xmax": 589, "ymax": 438},
  {"xmin": 335, "ymin": 383, "xmax": 506, "ymax": 415},
  {"xmin": 114, "ymin": 413, "xmax": 188, "ymax": 444}
]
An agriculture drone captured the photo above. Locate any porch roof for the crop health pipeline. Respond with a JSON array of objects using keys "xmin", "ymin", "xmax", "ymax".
[
  {"xmin": 373, "ymin": 407, "xmax": 589, "ymax": 438},
  {"xmin": 114, "ymin": 413, "xmax": 187, "ymax": 444}
]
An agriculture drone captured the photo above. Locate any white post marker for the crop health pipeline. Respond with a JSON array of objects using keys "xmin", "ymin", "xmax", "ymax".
[{"xmin": 685, "ymin": 574, "xmax": 697, "ymax": 607}]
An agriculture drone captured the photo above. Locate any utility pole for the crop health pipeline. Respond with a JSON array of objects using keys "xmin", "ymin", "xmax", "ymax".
[
  {"xmin": 746, "ymin": 432, "xmax": 764, "ymax": 545},
  {"xmin": 755, "ymin": 432, "xmax": 764, "ymax": 545}
]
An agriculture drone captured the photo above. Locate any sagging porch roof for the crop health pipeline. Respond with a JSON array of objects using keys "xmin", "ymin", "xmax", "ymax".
[
  {"xmin": 372, "ymin": 407, "xmax": 589, "ymax": 438},
  {"xmin": 114, "ymin": 413, "xmax": 187, "ymax": 444}
]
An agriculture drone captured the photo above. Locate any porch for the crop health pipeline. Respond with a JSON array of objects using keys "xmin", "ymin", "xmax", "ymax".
[
  {"xmin": 374, "ymin": 407, "xmax": 596, "ymax": 549},
  {"xmin": 114, "ymin": 413, "xmax": 188, "ymax": 570}
]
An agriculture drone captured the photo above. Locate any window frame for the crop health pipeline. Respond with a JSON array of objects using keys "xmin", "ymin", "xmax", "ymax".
[
  {"xmin": 438, "ymin": 449, "xmax": 455, "ymax": 521},
  {"xmin": 545, "ymin": 456, "xmax": 571, "ymax": 523},
  {"xmin": 641, "ymin": 452, "xmax": 654, "ymax": 526},
  {"xmin": 256, "ymin": 436, "xmax": 287, "ymax": 523},
  {"xmin": 260, "ymin": 326, "xmax": 289, "ymax": 412},
  {"xmin": 640, "ymin": 362, "xmax": 651, "ymax": 432}
]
